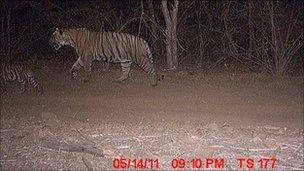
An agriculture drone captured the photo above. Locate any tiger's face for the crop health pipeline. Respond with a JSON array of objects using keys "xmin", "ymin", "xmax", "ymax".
[{"xmin": 49, "ymin": 28, "xmax": 72, "ymax": 50}]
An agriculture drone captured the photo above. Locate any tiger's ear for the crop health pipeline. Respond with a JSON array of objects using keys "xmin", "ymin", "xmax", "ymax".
[{"xmin": 55, "ymin": 28, "xmax": 63, "ymax": 35}]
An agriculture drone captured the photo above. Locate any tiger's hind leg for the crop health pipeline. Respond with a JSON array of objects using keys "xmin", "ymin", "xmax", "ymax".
[
  {"xmin": 35, "ymin": 84, "xmax": 43, "ymax": 95},
  {"xmin": 29, "ymin": 76, "xmax": 43, "ymax": 95},
  {"xmin": 0, "ymin": 80, "xmax": 5, "ymax": 94},
  {"xmin": 18, "ymin": 79, "xmax": 26, "ymax": 94},
  {"xmin": 102, "ymin": 60, "xmax": 111, "ymax": 72},
  {"xmin": 0, "ymin": 83, "xmax": 4, "ymax": 94},
  {"xmin": 116, "ymin": 61, "xmax": 132, "ymax": 82},
  {"xmin": 138, "ymin": 59, "xmax": 158, "ymax": 86}
]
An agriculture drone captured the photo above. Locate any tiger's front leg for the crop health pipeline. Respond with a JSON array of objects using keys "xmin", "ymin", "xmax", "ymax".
[
  {"xmin": 70, "ymin": 58, "xmax": 84, "ymax": 79},
  {"xmin": 81, "ymin": 57, "xmax": 93, "ymax": 82},
  {"xmin": 81, "ymin": 66, "xmax": 92, "ymax": 82}
]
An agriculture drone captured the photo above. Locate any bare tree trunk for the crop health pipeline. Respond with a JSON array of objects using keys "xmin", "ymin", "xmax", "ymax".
[
  {"xmin": 161, "ymin": 0, "xmax": 179, "ymax": 69},
  {"xmin": 197, "ymin": 0, "xmax": 204, "ymax": 68},
  {"xmin": 147, "ymin": 0, "xmax": 161, "ymax": 57},
  {"xmin": 27, "ymin": 7, "xmax": 34, "ymax": 57},
  {"xmin": 223, "ymin": 2, "xmax": 238, "ymax": 57},
  {"xmin": 247, "ymin": 0, "xmax": 254, "ymax": 62},
  {"xmin": 267, "ymin": 0, "xmax": 281, "ymax": 76},
  {"xmin": 0, "ymin": 5, "xmax": 4, "ymax": 67},
  {"xmin": 147, "ymin": 0, "xmax": 157, "ymax": 41},
  {"xmin": 138, "ymin": 0, "xmax": 144, "ymax": 36},
  {"xmin": 2, "ymin": 1, "xmax": 11, "ymax": 63}
]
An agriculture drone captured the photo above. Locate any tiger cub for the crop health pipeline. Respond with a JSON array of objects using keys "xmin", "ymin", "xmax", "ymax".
[{"xmin": 1, "ymin": 63, "xmax": 43, "ymax": 94}]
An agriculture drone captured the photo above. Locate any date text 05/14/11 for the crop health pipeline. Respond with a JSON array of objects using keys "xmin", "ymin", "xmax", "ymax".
[{"xmin": 113, "ymin": 157, "xmax": 277, "ymax": 169}]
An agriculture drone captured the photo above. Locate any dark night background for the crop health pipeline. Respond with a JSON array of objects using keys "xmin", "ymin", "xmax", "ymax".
[
  {"xmin": 1, "ymin": 0, "xmax": 303, "ymax": 75},
  {"xmin": 0, "ymin": 1, "xmax": 304, "ymax": 170}
]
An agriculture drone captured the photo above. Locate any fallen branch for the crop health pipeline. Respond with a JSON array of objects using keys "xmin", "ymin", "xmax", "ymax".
[
  {"xmin": 231, "ymin": 146, "xmax": 277, "ymax": 152},
  {"xmin": 38, "ymin": 139, "xmax": 104, "ymax": 157}
]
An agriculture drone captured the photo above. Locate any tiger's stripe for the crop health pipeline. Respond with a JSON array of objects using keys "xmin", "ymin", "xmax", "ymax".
[{"xmin": 49, "ymin": 28, "xmax": 159, "ymax": 86}]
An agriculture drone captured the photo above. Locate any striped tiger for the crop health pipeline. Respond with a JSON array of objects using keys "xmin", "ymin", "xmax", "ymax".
[
  {"xmin": 49, "ymin": 28, "xmax": 160, "ymax": 86},
  {"xmin": 1, "ymin": 63, "xmax": 43, "ymax": 94}
]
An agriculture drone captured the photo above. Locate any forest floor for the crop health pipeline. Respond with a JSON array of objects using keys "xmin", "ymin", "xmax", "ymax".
[{"xmin": 1, "ymin": 60, "xmax": 303, "ymax": 170}]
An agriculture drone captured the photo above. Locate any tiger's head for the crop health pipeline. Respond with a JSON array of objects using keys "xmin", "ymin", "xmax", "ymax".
[{"xmin": 49, "ymin": 28, "xmax": 74, "ymax": 50}]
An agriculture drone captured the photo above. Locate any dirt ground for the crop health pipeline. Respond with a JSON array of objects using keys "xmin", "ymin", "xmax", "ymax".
[{"xmin": 1, "ymin": 60, "xmax": 303, "ymax": 170}]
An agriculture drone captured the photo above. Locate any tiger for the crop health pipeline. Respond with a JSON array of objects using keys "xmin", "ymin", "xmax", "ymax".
[
  {"xmin": 49, "ymin": 28, "xmax": 160, "ymax": 86},
  {"xmin": 1, "ymin": 63, "xmax": 43, "ymax": 94}
]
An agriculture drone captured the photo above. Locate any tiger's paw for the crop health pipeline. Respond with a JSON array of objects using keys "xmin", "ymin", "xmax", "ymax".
[
  {"xmin": 150, "ymin": 77, "xmax": 158, "ymax": 87},
  {"xmin": 71, "ymin": 72, "xmax": 77, "ymax": 79},
  {"xmin": 70, "ymin": 68, "xmax": 77, "ymax": 77},
  {"xmin": 37, "ymin": 86, "xmax": 44, "ymax": 95},
  {"xmin": 82, "ymin": 78, "xmax": 91, "ymax": 83},
  {"xmin": 81, "ymin": 74, "xmax": 93, "ymax": 83},
  {"xmin": 149, "ymin": 74, "xmax": 164, "ymax": 87},
  {"xmin": 18, "ymin": 88, "xmax": 26, "ymax": 94},
  {"xmin": 115, "ymin": 75, "xmax": 130, "ymax": 82},
  {"xmin": 0, "ymin": 87, "xmax": 5, "ymax": 94},
  {"xmin": 150, "ymin": 82, "xmax": 157, "ymax": 87}
]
